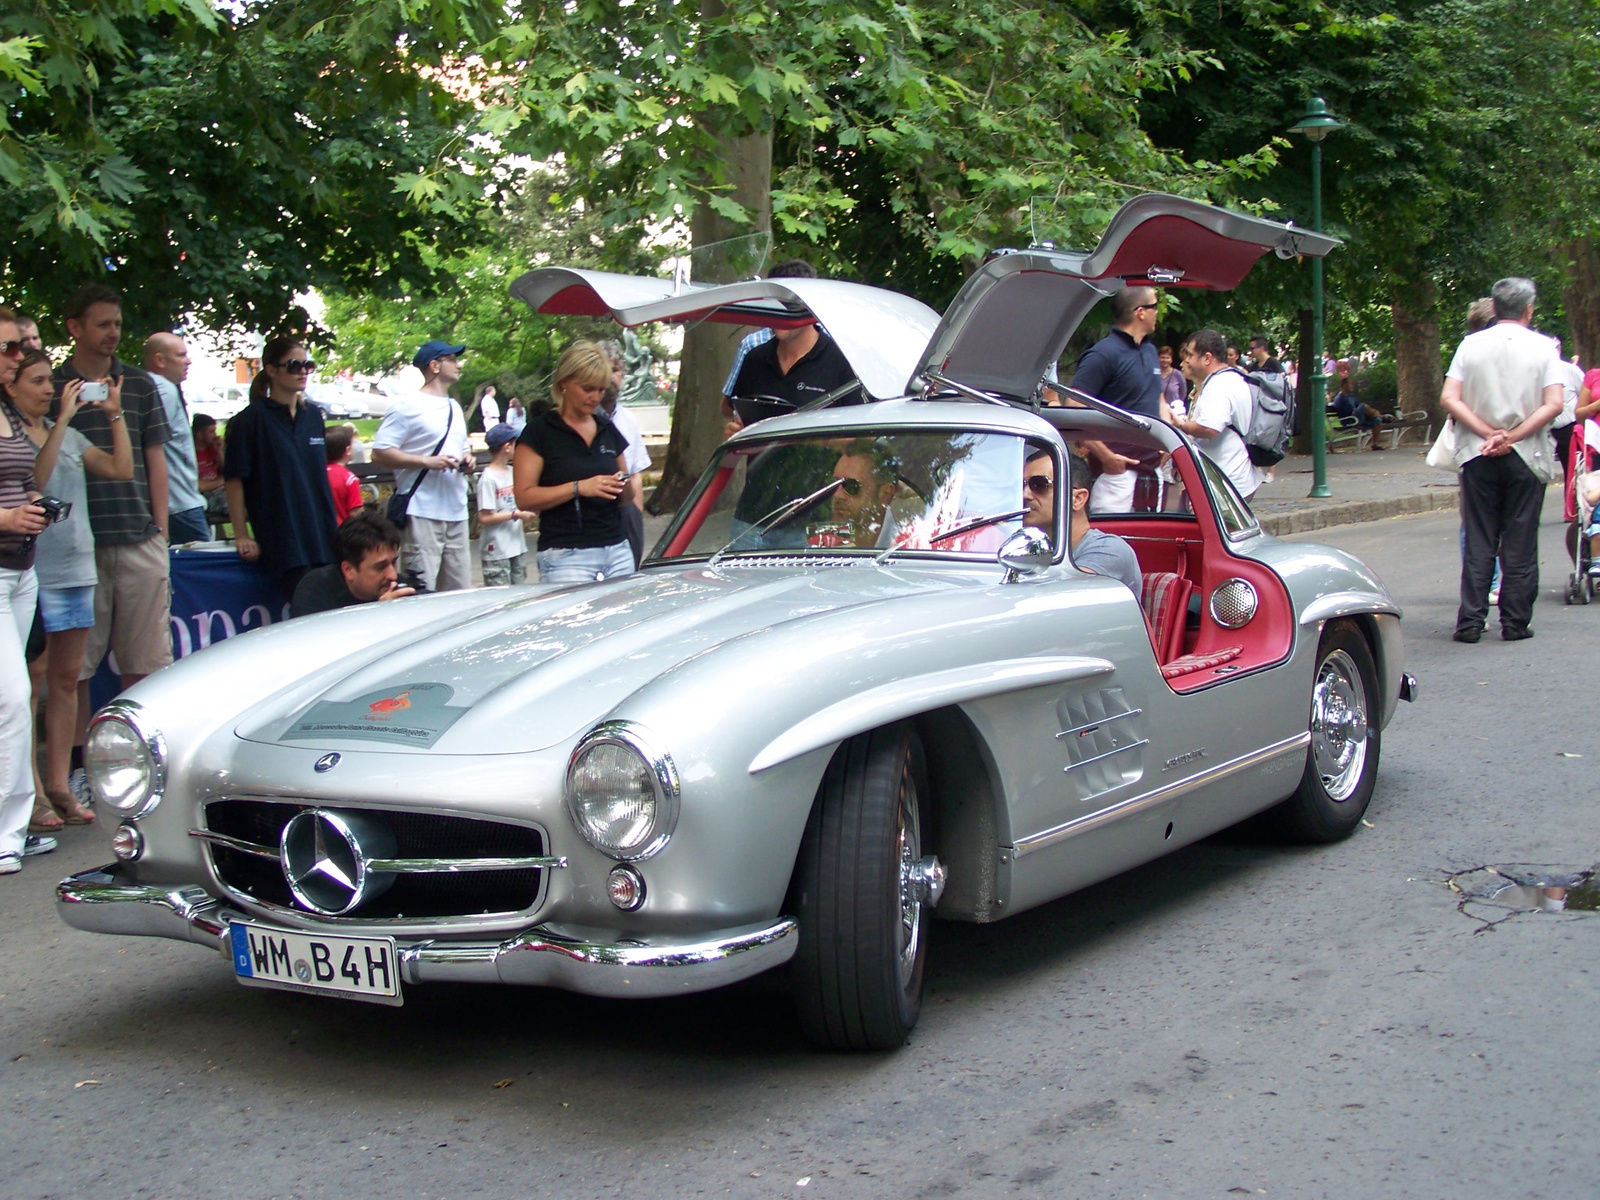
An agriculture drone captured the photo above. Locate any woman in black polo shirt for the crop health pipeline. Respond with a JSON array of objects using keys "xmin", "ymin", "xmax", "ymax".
[
  {"xmin": 223, "ymin": 335, "xmax": 337, "ymax": 596},
  {"xmin": 513, "ymin": 340, "xmax": 634, "ymax": 584}
]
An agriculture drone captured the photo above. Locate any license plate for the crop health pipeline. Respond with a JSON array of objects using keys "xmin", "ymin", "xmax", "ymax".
[{"xmin": 229, "ymin": 922, "xmax": 401, "ymax": 1006}]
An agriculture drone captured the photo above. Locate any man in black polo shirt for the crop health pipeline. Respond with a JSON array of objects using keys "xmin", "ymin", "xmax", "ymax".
[
  {"xmin": 728, "ymin": 318, "xmax": 857, "ymax": 414},
  {"xmin": 1069, "ymin": 285, "xmax": 1162, "ymax": 512}
]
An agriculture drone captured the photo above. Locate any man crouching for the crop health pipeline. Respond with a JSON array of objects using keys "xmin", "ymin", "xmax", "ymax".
[{"xmin": 290, "ymin": 511, "xmax": 416, "ymax": 618}]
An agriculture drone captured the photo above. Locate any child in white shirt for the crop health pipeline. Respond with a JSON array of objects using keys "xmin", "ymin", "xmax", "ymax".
[{"xmin": 477, "ymin": 424, "xmax": 533, "ymax": 585}]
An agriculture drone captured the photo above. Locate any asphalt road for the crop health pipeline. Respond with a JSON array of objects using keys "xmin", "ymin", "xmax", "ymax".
[{"xmin": 5, "ymin": 495, "xmax": 1596, "ymax": 1200}]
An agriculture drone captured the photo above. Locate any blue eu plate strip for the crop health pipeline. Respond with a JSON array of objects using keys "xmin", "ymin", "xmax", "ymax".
[{"xmin": 231, "ymin": 924, "xmax": 253, "ymax": 976}]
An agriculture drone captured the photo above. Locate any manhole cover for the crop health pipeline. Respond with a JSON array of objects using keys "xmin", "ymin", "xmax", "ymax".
[{"xmin": 1447, "ymin": 864, "xmax": 1600, "ymax": 927}]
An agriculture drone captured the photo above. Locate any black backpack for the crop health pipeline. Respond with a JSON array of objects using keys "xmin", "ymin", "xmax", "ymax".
[{"xmin": 1227, "ymin": 368, "xmax": 1296, "ymax": 466}]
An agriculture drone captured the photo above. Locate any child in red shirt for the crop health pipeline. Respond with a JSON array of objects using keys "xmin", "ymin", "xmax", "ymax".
[{"xmin": 325, "ymin": 424, "xmax": 364, "ymax": 524}]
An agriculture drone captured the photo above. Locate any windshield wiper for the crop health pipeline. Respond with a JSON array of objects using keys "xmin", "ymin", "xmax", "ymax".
[
  {"xmin": 708, "ymin": 478, "xmax": 845, "ymax": 568},
  {"xmin": 876, "ymin": 508, "xmax": 1029, "ymax": 565}
]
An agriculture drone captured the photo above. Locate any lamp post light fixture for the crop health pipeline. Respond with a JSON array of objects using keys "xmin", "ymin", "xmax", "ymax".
[{"xmin": 1289, "ymin": 96, "xmax": 1344, "ymax": 499}]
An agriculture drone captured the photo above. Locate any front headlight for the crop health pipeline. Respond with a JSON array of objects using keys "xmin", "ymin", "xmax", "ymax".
[
  {"xmin": 85, "ymin": 705, "xmax": 165, "ymax": 817},
  {"xmin": 565, "ymin": 722, "xmax": 679, "ymax": 860}
]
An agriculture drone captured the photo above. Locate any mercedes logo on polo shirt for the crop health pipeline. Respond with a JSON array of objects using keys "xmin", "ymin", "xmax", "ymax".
[{"xmin": 279, "ymin": 809, "xmax": 397, "ymax": 916}]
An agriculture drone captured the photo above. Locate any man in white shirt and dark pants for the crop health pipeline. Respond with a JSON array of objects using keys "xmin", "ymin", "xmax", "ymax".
[
  {"xmin": 598, "ymin": 340, "xmax": 652, "ymax": 565},
  {"xmin": 371, "ymin": 341, "xmax": 472, "ymax": 591},
  {"xmin": 1173, "ymin": 329, "xmax": 1262, "ymax": 501},
  {"xmin": 1441, "ymin": 276, "xmax": 1564, "ymax": 643}
]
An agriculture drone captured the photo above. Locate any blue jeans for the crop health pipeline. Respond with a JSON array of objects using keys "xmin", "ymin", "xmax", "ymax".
[
  {"xmin": 168, "ymin": 506, "xmax": 211, "ymax": 544},
  {"xmin": 536, "ymin": 541, "xmax": 635, "ymax": 584}
]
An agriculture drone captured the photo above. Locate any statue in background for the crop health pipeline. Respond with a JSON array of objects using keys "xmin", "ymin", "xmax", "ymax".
[{"xmin": 620, "ymin": 329, "xmax": 658, "ymax": 407}]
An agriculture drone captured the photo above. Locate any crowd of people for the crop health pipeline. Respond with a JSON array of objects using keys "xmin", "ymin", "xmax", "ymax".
[{"xmin": 0, "ymin": 288, "xmax": 658, "ymax": 876}]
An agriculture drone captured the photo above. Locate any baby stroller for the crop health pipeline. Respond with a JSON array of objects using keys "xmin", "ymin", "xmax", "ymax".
[{"xmin": 1563, "ymin": 418, "xmax": 1600, "ymax": 604}]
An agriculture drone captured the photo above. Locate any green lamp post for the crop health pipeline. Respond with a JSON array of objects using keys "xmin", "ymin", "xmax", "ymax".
[{"xmin": 1289, "ymin": 96, "xmax": 1344, "ymax": 499}]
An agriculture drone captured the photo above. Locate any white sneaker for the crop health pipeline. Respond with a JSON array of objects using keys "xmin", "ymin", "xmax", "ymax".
[
  {"xmin": 22, "ymin": 835, "xmax": 56, "ymax": 856},
  {"xmin": 1488, "ymin": 587, "xmax": 1500, "ymax": 606},
  {"xmin": 0, "ymin": 854, "xmax": 20, "ymax": 875}
]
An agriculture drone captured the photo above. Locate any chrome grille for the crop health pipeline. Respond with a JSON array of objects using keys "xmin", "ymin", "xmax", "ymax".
[{"xmin": 202, "ymin": 799, "xmax": 548, "ymax": 920}]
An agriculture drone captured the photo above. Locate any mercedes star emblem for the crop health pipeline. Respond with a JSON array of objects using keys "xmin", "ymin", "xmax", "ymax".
[
  {"xmin": 279, "ymin": 809, "xmax": 397, "ymax": 916},
  {"xmin": 314, "ymin": 752, "xmax": 341, "ymax": 773}
]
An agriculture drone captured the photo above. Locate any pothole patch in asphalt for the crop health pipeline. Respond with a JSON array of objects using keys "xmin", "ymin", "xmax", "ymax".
[{"xmin": 1447, "ymin": 864, "xmax": 1600, "ymax": 928}]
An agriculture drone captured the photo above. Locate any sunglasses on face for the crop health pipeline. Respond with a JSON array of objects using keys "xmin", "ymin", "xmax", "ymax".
[
  {"xmin": 1025, "ymin": 474, "xmax": 1054, "ymax": 494},
  {"xmin": 835, "ymin": 477, "xmax": 863, "ymax": 496},
  {"xmin": 0, "ymin": 341, "xmax": 23, "ymax": 357},
  {"xmin": 274, "ymin": 359, "xmax": 316, "ymax": 373}
]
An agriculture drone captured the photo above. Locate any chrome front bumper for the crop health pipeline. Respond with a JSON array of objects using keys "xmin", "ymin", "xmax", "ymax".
[{"xmin": 57, "ymin": 866, "xmax": 798, "ymax": 998}]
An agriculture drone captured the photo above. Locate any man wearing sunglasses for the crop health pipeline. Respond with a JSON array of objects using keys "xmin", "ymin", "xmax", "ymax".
[
  {"xmin": 829, "ymin": 443, "xmax": 898, "ymax": 548},
  {"xmin": 1026, "ymin": 446, "xmax": 1140, "ymax": 595},
  {"xmin": 1068, "ymin": 286, "xmax": 1163, "ymax": 513}
]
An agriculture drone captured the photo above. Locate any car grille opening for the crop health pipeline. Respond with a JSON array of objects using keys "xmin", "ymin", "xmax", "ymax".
[{"xmin": 203, "ymin": 798, "xmax": 546, "ymax": 920}]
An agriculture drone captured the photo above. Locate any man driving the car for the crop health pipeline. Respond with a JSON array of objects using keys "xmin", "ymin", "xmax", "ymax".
[{"xmin": 828, "ymin": 442, "xmax": 898, "ymax": 548}]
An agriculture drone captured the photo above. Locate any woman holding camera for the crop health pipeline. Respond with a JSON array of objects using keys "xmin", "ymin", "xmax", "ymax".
[
  {"xmin": 0, "ymin": 313, "xmax": 55, "ymax": 871},
  {"xmin": 8, "ymin": 347, "xmax": 131, "ymax": 829},
  {"xmin": 512, "ymin": 340, "xmax": 635, "ymax": 584}
]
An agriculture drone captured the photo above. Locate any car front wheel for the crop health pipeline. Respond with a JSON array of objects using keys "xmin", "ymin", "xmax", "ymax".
[
  {"xmin": 790, "ymin": 723, "xmax": 933, "ymax": 1051},
  {"xmin": 1259, "ymin": 621, "xmax": 1380, "ymax": 843}
]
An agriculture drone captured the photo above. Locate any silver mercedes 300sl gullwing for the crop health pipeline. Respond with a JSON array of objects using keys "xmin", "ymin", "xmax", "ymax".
[{"xmin": 58, "ymin": 195, "xmax": 1414, "ymax": 1049}]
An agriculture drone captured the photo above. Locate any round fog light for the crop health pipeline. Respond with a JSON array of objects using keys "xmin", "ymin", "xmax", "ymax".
[
  {"xmin": 110, "ymin": 823, "xmax": 144, "ymax": 862},
  {"xmin": 607, "ymin": 864, "xmax": 646, "ymax": 911}
]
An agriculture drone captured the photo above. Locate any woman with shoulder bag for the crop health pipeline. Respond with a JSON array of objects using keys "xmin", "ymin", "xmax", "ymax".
[
  {"xmin": 10, "ymin": 347, "xmax": 132, "ymax": 829},
  {"xmin": 513, "ymin": 340, "xmax": 637, "ymax": 584}
]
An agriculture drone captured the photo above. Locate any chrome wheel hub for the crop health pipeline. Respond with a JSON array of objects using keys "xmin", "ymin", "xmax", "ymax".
[
  {"xmin": 895, "ymin": 788, "xmax": 944, "ymax": 983},
  {"xmin": 1309, "ymin": 649, "xmax": 1368, "ymax": 802}
]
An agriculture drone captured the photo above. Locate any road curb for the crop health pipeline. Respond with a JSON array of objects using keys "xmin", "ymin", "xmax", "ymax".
[{"xmin": 1258, "ymin": 488, "xmax": 1460, "ymax": 537}]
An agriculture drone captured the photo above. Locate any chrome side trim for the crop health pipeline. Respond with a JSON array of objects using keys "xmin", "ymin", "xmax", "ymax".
[
  {"xmin": 366, "ymin": 856, "xmax": 569, "ymax": 873},
  {"xmin": 186, "ymin": 829, "xmax": 567, "ymax": 873},
  {"xmin": 58, "ymin": 866, "xmax": 796, "ymax": 1000},
  {"xmin": 1061, "ymin": 739, "xmax": 1148, "ymax": 773},
  {"xmin": 188, "ymin": 829, "xmax": 278, "ymax": 860},
  {"xmin": 1055, "ymin": 708, "xmax": 1144, "ymax": 739},
  {"xmin": 749, "ymin": 656, "xmax": 1116, "ymax": 773},
  {"xmin": 1012, "ymin": 731, "xmax": 1311, "ymax": 858}
]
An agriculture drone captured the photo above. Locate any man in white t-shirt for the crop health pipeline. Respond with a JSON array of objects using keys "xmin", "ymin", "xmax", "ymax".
[
  {"xmin": 478, "ymin": 384, "xmax": 501, "ymax": 429},
  {"xmin": 599, "ymin": 340, "xmax": 653, "ymax": 565},
  {"xmin": 1440, "ymin": 277, "xmax": 1564, "ymax": 642},
  {"xmin": 371, "ymin": 340, "xmax": 472, "ymax": 591},
  {"xmin": 1173, "ymin": 329, "xmax": 1262, "ymax": 500}
]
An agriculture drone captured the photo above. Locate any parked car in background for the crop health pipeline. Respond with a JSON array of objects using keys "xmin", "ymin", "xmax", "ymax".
[{"xmin": 58, "ymin": 195, "xmax": 1412, "ymax": 1050}]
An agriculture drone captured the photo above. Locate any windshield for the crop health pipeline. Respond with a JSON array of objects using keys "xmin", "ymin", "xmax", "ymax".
[{"xmin": 652, "ymin": 430, "xmax": 1054, "ymax": 561}]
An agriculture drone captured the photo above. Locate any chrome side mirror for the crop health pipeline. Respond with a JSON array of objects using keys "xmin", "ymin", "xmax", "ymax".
[{"xmin": 998, "ymin": 527, "xmax": 1052, "ymax": 583}]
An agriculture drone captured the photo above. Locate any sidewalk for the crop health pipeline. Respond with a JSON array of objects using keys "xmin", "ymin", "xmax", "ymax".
[{"xmin": 1248, "ymin": 444, "xmax": 1461, "ymax": 536}]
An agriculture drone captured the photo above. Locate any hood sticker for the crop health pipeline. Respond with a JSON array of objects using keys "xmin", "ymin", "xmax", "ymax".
[{"xmin": 281, "ymin": 682, "xmax": 468, "ymax": 749}]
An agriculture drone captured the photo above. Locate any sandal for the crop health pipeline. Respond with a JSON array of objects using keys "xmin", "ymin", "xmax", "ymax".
[
  {"xmin": 47, "ymin": 789, "xmax": 95, "ymax": 826},
  {"xmin": 29, "ymin": 802, "xmax": 64, "ymax": 834}
]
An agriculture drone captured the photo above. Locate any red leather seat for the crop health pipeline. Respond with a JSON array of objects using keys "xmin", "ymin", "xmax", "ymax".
[{"xmin": 1140, "ymin": 571, "xmax": 1193, "ymax": 665}]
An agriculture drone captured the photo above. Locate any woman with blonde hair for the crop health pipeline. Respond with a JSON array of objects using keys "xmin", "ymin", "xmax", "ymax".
[{"xmin": 512, "ymin": 340, "xmax": 635, "ymax": 583}]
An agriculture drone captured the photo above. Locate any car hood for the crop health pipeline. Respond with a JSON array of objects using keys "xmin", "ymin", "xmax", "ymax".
[
  {"xmin": 234, "ymin": 566, "xmax": 952, "ymax": 755},
  {"xmin": 507, "ymin": 270, "xmax": 940, "ymax": 402},
  {"xmin": 911, "ymin": 193, "xmax": 1341, "ymax": 401}
]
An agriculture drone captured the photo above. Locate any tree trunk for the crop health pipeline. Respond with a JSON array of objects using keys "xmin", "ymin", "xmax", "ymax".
[
  {"xmin": 1563, "ymin": 237, "xmax": 1600, "ymax": 369},
  {"xmin": 647, "ymin": 124, "xmax": 774, "ymax": 513},
  {"xmin": 1392, "ymin": 276, "xmax": 1443, "ymax": 430}
]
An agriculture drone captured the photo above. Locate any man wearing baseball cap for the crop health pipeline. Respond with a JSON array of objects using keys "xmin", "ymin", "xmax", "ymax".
[{"xmin": 370, "ymin": 340, "xmax": 472, "ymax": 590}]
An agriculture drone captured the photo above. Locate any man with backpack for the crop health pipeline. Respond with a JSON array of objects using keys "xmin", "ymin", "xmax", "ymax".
[{"xmin": 1174, "ymin": 329, "xmax": 1263, "ymax": 499}]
